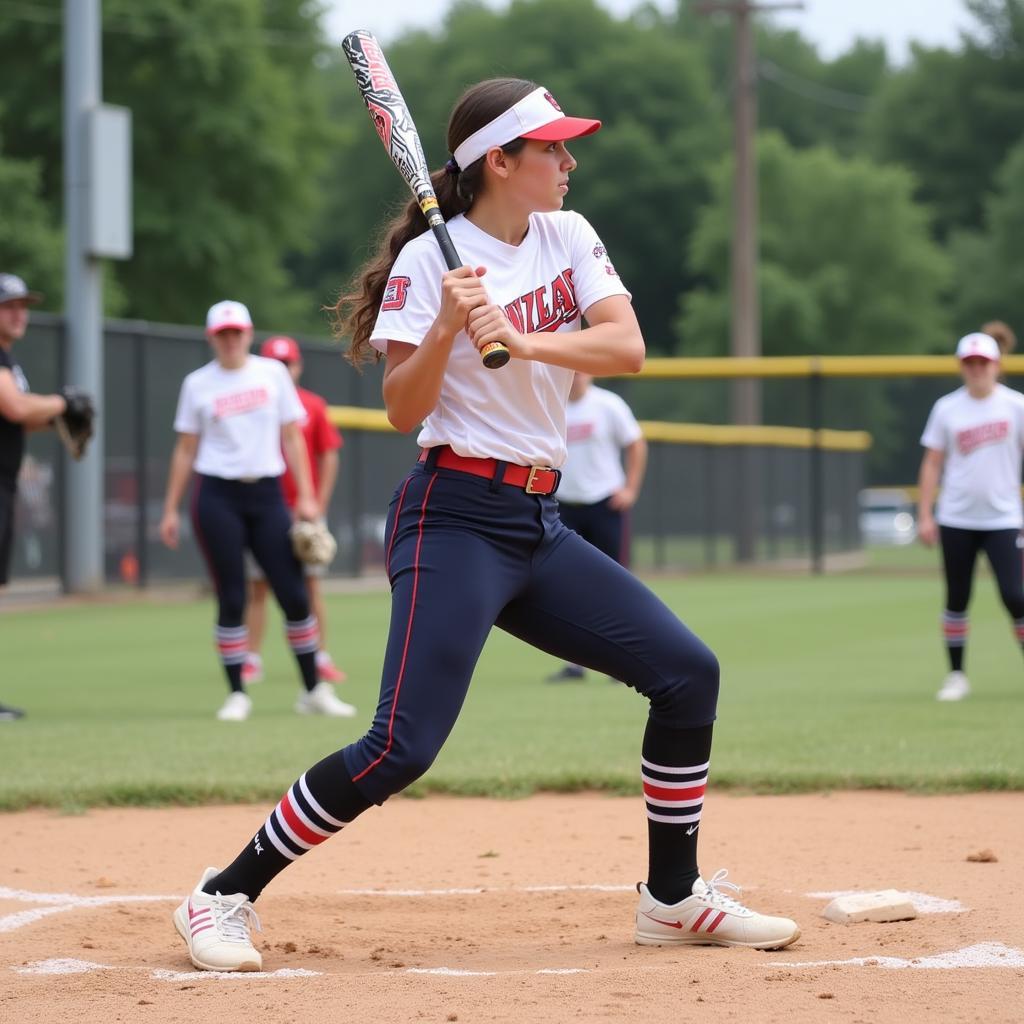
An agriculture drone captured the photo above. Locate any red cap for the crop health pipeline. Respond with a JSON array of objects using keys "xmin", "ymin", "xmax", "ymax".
[{"xmin": 260, "ymin": 335, "xmax": 301, "ymax": 363}]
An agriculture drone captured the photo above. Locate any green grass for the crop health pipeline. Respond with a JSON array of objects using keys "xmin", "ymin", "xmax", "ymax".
[{"xmin": 2, "ymin": 568, "xmax": 1023, "ymax": 809}]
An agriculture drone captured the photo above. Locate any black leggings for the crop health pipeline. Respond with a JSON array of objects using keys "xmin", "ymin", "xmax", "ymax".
[{"xmin": 940, "ymin": 525, "xmax": 1024, "ymax": 618}]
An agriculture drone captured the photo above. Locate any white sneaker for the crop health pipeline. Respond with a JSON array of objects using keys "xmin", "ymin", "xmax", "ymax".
[
  {"xmin": 295, "ymin": 681, "xmax": 357, "ymax": 718},
  {"xmin": 936, "ymin": 671, "xmax": 970, "ymax": 702},
  {"xmin": 173, "ymin": 867, "xmax": 262, "ymax": 972},
  {"xmin": 216, "ymin": 692, "xmax": 252, "ymax": 722},
  {"xmin": 635, "ymin": 869, "xmax": 800, "ymax": 950}
]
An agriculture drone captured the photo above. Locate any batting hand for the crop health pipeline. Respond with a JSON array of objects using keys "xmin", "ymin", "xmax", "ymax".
[
  {"xmin": 466, "ymin": 303, "xmax": 527, "ymax": 361},
  {"xmin": 435, "ymin": 266, "xmax": 490, "ymax": 339},
  {"xmin": 160, "ymin": 510, "xmax": 180, "ymax": 549}
]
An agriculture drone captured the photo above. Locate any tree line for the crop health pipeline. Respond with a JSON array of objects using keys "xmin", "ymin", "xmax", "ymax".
[{"xmin": 2, "ymin": 0, "xmax": 1023, "ymax": 445}]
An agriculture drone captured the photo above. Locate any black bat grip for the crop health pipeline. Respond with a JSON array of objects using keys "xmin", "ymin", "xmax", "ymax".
[{"xmin": 430, "ymin": 222, "xmax": 511, "ymax": 370}]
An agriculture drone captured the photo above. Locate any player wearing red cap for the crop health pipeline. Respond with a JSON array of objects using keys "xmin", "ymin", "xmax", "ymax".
[{"xmin": 243, "ymin": 336, "xmax": 347, "ymax": 687}]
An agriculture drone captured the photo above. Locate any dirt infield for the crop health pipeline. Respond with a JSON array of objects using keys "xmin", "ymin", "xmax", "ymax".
[{"xmin": 3, "ymin": 792, "xmax": 1022, "ymax": 1023}]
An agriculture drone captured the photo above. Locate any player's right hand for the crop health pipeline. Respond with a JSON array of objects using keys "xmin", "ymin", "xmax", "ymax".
[
  {"xmin": 160, "ymin": 510, "xmax": 180, "ymax": 549},
  {"xmin": 918, "ymin": 515, "xmax": 938, "ymax": 547},
  {"xmin": 436, "ymin": 265, "xmax": 489, "ymax": 338}
]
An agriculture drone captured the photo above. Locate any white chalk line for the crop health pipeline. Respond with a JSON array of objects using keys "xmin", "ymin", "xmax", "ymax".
[
  {"xmin": 769, "ymin": 942, "xmax": 1024, "ymax": 970},
  {"xmin": 406, "ymin": 966, "xmax": 590, "ymax": 978},
  {"xmin": 0, "ymin": 887, "xmax": 179, "ymax": 935},
  {"xmin": 13, "ymin": 958, "xmax": 322, "ymax": 980},
  {"xmin": 336, "ymin": 884, "xmax": 634, "ymax": 897},
  {"xmin": 806, "ymin": 889, "xmax": 966, "ymax": 915}
]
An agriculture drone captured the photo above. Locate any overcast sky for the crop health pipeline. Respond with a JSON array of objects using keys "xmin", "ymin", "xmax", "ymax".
[{"xmin": 323, "ymin": 0, "xmax": 978, "ymax": 62}]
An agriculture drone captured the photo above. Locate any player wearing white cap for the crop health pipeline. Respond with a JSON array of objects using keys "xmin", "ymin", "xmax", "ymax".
[
  {"xmin": 918, "ymin": 322, "xmax": 1024, "ymax": 701},
  {"xmin": 170, "ymin": 78, "xmax": 798, "ymax": 975},
  {"xmin": 159, "ymin": 301, "xmax": 355, "ymax": 722}
]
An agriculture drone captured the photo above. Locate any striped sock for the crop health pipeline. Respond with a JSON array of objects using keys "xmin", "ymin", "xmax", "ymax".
[
  {"xmin": 942, "ymin": 610, "xmax": 968, "ymax": 673},
  {"xmin": 204, "ymin": 752, "xmax": 373, "ymax": 901},
  {"xmin": 643, "ymin": 720, "xmax": 713, "ymax": 905},
  {"xmin": 286, "ymin": 615, "xmax": 319, "ymax": 693},
  {"xmin": 216, "ymin": 624, "xmax": 248, "ymax": 694}
]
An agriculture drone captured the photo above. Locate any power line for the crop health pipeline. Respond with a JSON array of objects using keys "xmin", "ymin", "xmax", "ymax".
[{"xmin": 757, "ymin": 57, "xmax": 871, "ymax": 111}]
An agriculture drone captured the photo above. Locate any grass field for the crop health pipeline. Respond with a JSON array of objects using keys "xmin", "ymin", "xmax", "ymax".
[{"xmin": 3, "ymin": 566, "xmax": 1023, "ymax": 809}]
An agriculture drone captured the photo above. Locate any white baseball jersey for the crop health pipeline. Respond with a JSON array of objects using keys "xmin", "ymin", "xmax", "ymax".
[
  {"xmin": 558, "ymin": 385, "xmax": 643, "ymax": 504},
  {"xmin": 173, "ymin": 356, "xmax": 306, "ymax": 480},
  {"xmin": 370, "ymin": 210, "xmax": 631, "ymax": 467},
  {"xmin": 920, "ymin": 383, "xmax": 1024, "ymax": 529}
]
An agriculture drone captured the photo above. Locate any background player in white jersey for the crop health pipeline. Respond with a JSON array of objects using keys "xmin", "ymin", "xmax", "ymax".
[
  {"xmin": 918, "ymin": 322, "xmax": 1024, "ymax": 701},
  {"xmin": 170, "ymin": 78, "xmax": 798, "ymax": 974},
  {"xmin": 548, "ymin": 371, "xmax": 647, "ymax": 681},
  {"xmin": 159, "ymin": 301, "xmax": 354, "ymax": 722}
]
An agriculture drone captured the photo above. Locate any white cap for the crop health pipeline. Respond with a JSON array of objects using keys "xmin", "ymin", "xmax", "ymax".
[
  {"xmin": 452, "ymin": 87, "xmax": 600, "ymax": 171},
  {"xmin": 206, "ymin": 300, "xmax": 253, "ymax": 335},
  {"xmin": 956, "ymin": 332, "xmax": 1000, "ymax": 361}
]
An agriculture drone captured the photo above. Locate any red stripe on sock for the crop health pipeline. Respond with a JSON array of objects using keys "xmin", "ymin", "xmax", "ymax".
[
  {"xmin": 643, "ymin": 782, "xmax": 706, "ymax": 802},
  {"xmin": 279, "ymin": 791, "xmax": 329, "ymax": 847}
]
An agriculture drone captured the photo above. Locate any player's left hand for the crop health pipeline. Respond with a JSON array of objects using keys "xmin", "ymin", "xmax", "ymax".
[
  {"xmin": 295, "ymin": 496, "xmax": 320, "ymax": 522},
  {"xmin": 466, "ymin": 304, "xmax": 529, "ymax": 361},
  {"xmin": 608, "ymin": 487, "xmax": 637, "ymax": 510}
]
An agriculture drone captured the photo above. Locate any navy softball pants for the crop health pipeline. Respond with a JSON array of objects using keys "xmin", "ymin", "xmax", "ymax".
[
  {"xmin": 191, "ymin": 474, "xmax": 310, "ymax": 626},
  {"xmin": 342, "ymin": 456, "xmax": 720, "ymax": 806}
]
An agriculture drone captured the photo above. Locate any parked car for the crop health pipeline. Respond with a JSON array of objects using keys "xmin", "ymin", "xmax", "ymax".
[{"xmin": 859, "ymin": 488, "xmax": 917, "ymax": 546}]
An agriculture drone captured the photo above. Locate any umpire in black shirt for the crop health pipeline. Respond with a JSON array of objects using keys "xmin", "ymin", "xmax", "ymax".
[{"xmin": 0, "ymin": 273, "xmax": 69, "ymax": 721}]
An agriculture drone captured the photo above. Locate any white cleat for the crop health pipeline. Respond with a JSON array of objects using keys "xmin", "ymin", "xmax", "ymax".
[
  {"xmin": 295, "ymin": 681, "xmax": 357, "ymax": 718},
  {"xmin": 936, "ymin": 671, "xmax": 970, "ymax": 702},
  {"xmin": 635, "ymin": 869, "xmax": 800, "ymax": 950},
  {"xmin": 172, "ymin": 867, "xmax": 262, "ymax": 972},
  {"xmin": 216, "ymin": 691, "xmax": 252, "ymax": 722}
]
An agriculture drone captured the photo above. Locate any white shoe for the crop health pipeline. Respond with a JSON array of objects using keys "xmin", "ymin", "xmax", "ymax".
[
  {"xmin": 295, "ymin": 681, "xmax": 357, "ymax": 718},
  {"xmin": 936, "ymin": 671, "xmax": 970, "ymax": 702},
  {"xmin": 216, "ymin": 692, "xmax": 252, "ymax": 722},
  {"xmin": 635, "ymin": 869, "xmax": 800, "ymax": 950},
  {"xmin": 172, "ymin": 867, "xmax": 262, "ymax": 972}
]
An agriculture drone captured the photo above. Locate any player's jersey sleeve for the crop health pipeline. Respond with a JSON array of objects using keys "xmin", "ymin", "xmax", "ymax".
[
  {"xmin": 172, "ymin": 374, "xmax": 201, "ymax": 434},
  {"xmin": 275, "ymin": 362, "xmax": 307, "ymax": 425},
  {"xmin": 560, "ymin": 211, "xmax": 631, "ymax": 316},
  {"xmin": 605, "ymin": 391, "xmax": 643, "ymax": 446},
  {"xmin": 369, "ymin": 237, "xmax": 444, "ymax": 355},
  {"xmin": 920, "ymin": 399, "xmax": 948, "ymax": 452}
]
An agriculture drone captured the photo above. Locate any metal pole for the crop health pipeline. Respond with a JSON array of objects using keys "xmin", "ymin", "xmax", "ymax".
[
  {"xmin": 809, "ymin": 369, "xmax": 824, "ymax": 575},
  {"xmin": 63, "ymin": 0, "xmax": 105, "ymax": 592}
]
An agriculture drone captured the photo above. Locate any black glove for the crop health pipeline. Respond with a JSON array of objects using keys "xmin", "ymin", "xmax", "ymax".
[{"xmin": 55, "ymin": 385, "xmax": 96, "ymax": 460}]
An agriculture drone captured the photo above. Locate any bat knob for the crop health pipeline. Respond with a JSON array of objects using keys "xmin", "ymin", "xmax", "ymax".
[{"xmin": 481, "ymin": 342, "xmax": 511, "ymax": 370}]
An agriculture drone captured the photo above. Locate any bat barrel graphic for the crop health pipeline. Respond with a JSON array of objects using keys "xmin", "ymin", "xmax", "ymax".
[{"xmin": 342, "ymin": 29, "xmax": 511, "ymax": 370}]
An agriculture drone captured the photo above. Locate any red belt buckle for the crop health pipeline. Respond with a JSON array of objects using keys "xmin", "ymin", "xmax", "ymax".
[{"xmin": 525, "ymin": 466, "xmax": 553, "ymax": 494}]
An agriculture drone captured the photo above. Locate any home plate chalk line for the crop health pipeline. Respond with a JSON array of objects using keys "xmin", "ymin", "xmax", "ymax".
[
  {"xmin": 770, "ymin": 942, "xmax": 1024, "ymax": 970},
  {"xmin": 0, "ymin": 887, "xmax": 178, "ymax": 934}
]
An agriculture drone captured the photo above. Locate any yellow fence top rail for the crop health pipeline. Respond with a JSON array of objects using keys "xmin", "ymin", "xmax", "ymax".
[
  {"xmin": 327, "ymin": 406, "xmax": 871, "ymax": 452},
  {"xmin": 634, "ymin": 354, "xmax": 1024, "ymax": 379}
]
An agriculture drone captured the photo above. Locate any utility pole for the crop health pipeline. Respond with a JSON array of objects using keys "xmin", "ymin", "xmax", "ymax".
[
  {"xmin": 697, "ymin": 1, "xmax": 801, "ymax": 562},
  {"xmin": 697, "ymin": 0, "xmax": 802, "ymax": 425},
  {"xmin": 64, "ymin": 0, "xmax": 132, "ymax": 592}
]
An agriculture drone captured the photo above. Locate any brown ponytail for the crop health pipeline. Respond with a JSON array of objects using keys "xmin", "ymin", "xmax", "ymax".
[
  {"xmin": 333, "ymin": 78, "xmax": 536, "ymax": 367},
  {"xmin": 982, "ymin": 320, "xmax": 1017, "ymax": 357}
]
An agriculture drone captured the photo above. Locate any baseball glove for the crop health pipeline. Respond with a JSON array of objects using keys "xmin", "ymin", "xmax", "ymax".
[
  {"xmin": 54, "ymin": 385, "xmax": 96, "ymax": 460},
  {"xmin": 291, "ymin": 519, "xmax": 337, "ymax": 567}
]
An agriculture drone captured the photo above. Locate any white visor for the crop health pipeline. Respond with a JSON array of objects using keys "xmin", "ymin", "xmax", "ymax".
[{"xmin": 452, "ymin": 86, "xmax": 600, "ymax": 170}]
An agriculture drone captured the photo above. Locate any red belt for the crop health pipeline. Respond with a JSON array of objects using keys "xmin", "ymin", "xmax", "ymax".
[{"xmin": 418, "ymin": 446, "xmax": 560, "ymax": 495}]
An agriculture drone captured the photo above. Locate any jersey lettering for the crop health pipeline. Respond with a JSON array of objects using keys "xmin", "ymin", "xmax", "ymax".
[
  {"xmin": 213, "ymin": 388, "xmax": 270, "ymax": 419},
  {"xmin": 503, "ymin": 268, "xmax": 579, "ymax": 335},
  {"xmin": 957, "ymin": 419, "xmax": 1010, "ymax": 455},
  {"xmin": 382, "ymin": 276, "xmax": 411, "ymax": 311}
]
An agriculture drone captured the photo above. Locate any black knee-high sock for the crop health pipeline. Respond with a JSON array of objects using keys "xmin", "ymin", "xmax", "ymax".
[
  {"xmin": 287, "ymin": 616, "xmax": 319, "ymax": 693},
  {"xmin": 216, "ymin": 624, "xmax": 247, "ymax": 694},
  {"xmin": 942, "ymin": 610, "xmax": 967, "ymax": 673},
  {"xmin": 643, "ymin": 719, "xmax": 714, "ymax": 906},
  {"xmin": 205, "ymin": 750, "xmax": 374, "ymax": 901}
]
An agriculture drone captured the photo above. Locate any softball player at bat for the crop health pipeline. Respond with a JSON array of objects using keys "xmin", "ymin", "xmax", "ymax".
[
  {"xmin": 172, "ymin": 79, "xmax": 799, "ymax": 973},
  {"xmin": 918, "ymin": 322, "xmax": 1024, "ymax": 702},
  {"xmin": 548, "ymin": 371, "xmax": 647, "ymax": 681},
  {"xmin": 159, "ymin": 301, "xmax": 354, "ymax": 722}
]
